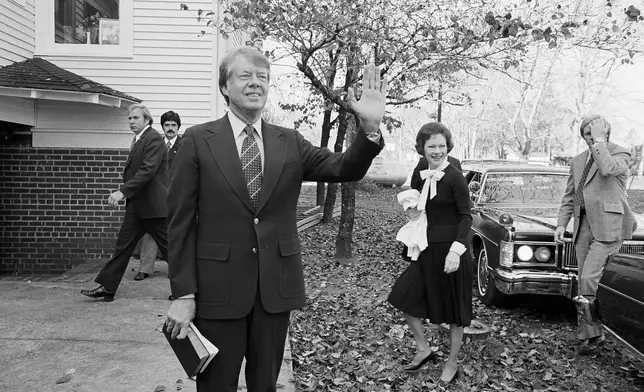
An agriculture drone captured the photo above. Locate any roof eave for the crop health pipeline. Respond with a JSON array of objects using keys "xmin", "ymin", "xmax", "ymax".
[{"xmin": 0, "ymin": 86, "xmax": 138, "ymax": 109}]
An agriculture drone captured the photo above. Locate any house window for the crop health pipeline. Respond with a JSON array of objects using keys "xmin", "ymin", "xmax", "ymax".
[
  {"xmin": 0, "ymin": 120, "xmax": 32, "ymax": 147},
  {"xmin": 36, "ymin": 0, "xmax": 132, "ymax": 57}
]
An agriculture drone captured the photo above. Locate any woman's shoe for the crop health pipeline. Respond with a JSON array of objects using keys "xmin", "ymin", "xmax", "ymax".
[
  {"xmin": 438, "ymin": 366, "xmax": 460, "ymax": 386},
  {"xmin": 403, "ymin": 351, "xmax": 438, "ymax": 373}
]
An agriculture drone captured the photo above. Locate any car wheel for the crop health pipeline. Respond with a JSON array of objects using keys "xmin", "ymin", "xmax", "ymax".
[{"xmin": 476, "ymin": 247, "xmax": 510, "ymax": 307}]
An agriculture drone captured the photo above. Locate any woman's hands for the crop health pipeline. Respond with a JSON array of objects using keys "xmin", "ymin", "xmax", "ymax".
[
  {"xmin": 406, "ymin": 207, "xmax": 421, "ymax": 221},
  {"xmin": 444, "ymin": 251, "xmax": 460, "ymax": 274}
]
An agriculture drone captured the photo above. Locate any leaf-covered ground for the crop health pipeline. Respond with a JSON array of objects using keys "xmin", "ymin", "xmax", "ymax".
[{"xmin": 290, "ymin": 185, "xmax": 644, "ymax": 392}]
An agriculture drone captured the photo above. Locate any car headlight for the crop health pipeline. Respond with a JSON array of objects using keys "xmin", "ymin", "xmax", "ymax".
[
  {"xmin": 534, "ymin": 246, "xmax": 552, "ymax": 262},
  {"xmin": 517, "ymin": 245, "xmax": 533, "ymax": 261}
]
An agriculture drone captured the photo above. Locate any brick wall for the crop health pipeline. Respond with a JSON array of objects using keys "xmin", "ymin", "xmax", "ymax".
[{"xmin": 0, "ymin": 145, "xmax": 130, "ymax": 274}]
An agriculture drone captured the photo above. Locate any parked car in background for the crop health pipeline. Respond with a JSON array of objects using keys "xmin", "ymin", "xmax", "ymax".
[
  {"xmin": 598, "ymin": 251, "xmax": 644, "ymax": 361},
  {"xmin": 464, "ymin": 162, "xmax": 644, "ymax": 307}
]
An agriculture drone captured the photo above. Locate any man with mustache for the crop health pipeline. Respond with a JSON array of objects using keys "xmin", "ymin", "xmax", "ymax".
[{"xmin": 135, "ymin": 110, "xmax": 183, "ymax": 282}]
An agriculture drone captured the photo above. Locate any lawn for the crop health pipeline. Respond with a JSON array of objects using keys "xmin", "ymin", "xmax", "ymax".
[{"xmin": 290, "ymin": 184, "xmax": 644, "ymax": 392}]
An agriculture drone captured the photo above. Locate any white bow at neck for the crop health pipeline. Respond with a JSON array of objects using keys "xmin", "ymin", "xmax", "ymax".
[{"xmin": 418, "ymin": 159, "xmax": 450, "ymax": 210}]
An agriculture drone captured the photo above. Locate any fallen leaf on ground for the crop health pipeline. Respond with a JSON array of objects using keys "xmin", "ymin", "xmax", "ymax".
[{"xmin": 55, "ymin": 374, "xmax": 72, "ymax": 384}]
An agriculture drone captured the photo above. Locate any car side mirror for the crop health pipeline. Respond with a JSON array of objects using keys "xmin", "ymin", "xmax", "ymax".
[{"xmin": 469, "ymin": 181, "xmax": 481, "ymax": 193}]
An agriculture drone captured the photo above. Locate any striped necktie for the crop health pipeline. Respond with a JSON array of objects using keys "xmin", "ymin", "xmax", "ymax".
[{"xmin": 241, "ymin": 125, "xmax": 262, "ymax": 209}]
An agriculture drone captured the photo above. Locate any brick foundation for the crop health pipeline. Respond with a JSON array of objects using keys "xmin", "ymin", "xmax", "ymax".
[{"xmin": 0, "ymin": 145, "xmax": 130, "ymax": 274}]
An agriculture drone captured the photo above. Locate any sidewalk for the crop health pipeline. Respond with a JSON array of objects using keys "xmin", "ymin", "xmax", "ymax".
[{"xmin": 0, "ymin": 259, "xmax": 296, "ymax": 392}]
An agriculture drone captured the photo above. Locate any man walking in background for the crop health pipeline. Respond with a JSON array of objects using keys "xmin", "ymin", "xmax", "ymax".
[
  {"xmin": 81, "ymin": 104, "xmax": 169, "ymax": 301},
  {"xmin": 554, "ymin": 114, "xmax": 637, "ymax": 354},
  {"xmin": 135, "ymin": 111, "xmax": 183, "ymax": 281}
]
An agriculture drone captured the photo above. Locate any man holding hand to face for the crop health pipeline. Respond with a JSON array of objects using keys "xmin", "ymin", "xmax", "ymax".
[{"xmin": 554, "ymin": 115, "xmax": 637, "ymax": 355}]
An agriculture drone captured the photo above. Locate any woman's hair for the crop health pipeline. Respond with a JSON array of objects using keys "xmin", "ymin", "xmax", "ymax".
[
  {"xmin": 579, "ymin": 114, "xmax": 611, "ymax": 139},
  {"xmin": 415, "ymin": 122, "xmax": 454, "ymax": 155}
]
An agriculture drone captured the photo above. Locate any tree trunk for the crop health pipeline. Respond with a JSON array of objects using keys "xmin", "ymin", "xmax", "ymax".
[
  {"xmin": 436, "ymin": 86, "xmax": 442, "ymax": 122},
  {"xmin": 335, "ymin": 115, "xmax": 357, "ymax": 262},
  {"xmin": 316, "ymin": 100, "xmax": 334, "ymax": 206},
  {"xmin": 322, "ymin": 109, "xmax": 349, "ymax": 223},
  {"xmin": 316, "ymin": 48, "xmax": 340, "ymax": 207}
]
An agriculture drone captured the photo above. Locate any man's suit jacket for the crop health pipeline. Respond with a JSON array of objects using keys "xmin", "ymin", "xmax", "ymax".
[
  {"xmin": 121, "ymin": 127, "xmax": 169, "ymax": 219},
  {"xmin": 167, "ymin": 135, "xmax": 183, "ymax": 169},
  {"xmin": 167, "ymin": 114, "xmax": 383, "ymax": 319},
  {"xmin": 557, "ymin": 142, "xmax": 637, "ymax": 243},
  {"xmin": 415, "ymin": 155, "xmax": 462, "ymax": 173}
]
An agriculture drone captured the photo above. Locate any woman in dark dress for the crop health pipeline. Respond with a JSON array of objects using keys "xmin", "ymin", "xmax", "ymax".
[{"xmin": 388, "ymin": 122, "xmax": 472, "ymax": 385}]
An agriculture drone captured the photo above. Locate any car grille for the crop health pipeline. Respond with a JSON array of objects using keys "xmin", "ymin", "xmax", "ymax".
[
  {"xmin": 562, "ymin": 242, "xmax": 577, "ymax": 268},
  {"xmin": 561, "ymin": 242, "xmax": 644, "ymax": 269},
  {"xmin": 620, "ymin": 244, "xmax": 644, "ymax": 254}
]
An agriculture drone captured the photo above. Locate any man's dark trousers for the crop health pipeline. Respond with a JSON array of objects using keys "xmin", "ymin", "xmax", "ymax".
[
  {"xmin": 95, "ymin": 202, "xmax": 168, "ymax": 292},
  {"xmin": 194, "ymin": 288, "xmax": 290, "ymax": 392}
]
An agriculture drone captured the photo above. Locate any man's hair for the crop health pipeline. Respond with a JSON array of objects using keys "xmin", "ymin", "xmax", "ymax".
[
  {"xmin": 128, "ymin": 103, "xmax": 153, "ymax": 126},
  {"xmin": 218, "ymin": 47, "xmax": 271, "ymax": 105},
  {"xmin": 415, "ymin": 122, "xmax": 455, "ymax": 155},
  {"xmin": 160, "ymin": 110, "xmax": 181, "ymax": 128},
  {"xmin": 579, "ymin": 114, "xmax": 611, "ymax": 139}
]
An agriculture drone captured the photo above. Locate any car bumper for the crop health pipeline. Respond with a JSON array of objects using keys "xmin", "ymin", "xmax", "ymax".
[{"xmin": 493, "ymin": 269, "xmax": 576, "ymax": 297}]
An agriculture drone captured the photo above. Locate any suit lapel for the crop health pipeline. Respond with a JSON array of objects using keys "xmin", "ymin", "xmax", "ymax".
[
  {"xmin": 125, "ymin": 132, "xmax": 145, "ymax": 170},
  {"xmin": 585, "ymin": 160, "xmax": 598, "ymax": 186},
  {"xmin": 205, "ymin": 115, "xmax": 255, "ymax": 212},
  {"xmin": 257, "ymin": 121, "xmax": 287, "ymax": 213},
  {"xmin": 584, "ymin": 142, "xmax": 617, "ymax": 186},
  {"xmin": 572, "ymin": 150, "xmax": 591, "ymax": 188}
]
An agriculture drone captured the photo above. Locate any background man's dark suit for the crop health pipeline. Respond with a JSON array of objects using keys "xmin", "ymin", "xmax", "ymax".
[
  {"xmin": 167, "ymin": 115, "xmax": 383, "ymax": 389},
  {"xmin": 136, "ymin": 134, "xmax": 183, "ymax": 278},
  {"xmin": 166, "ymin": 135, "xmax": 183, "ymax": 169},
  {"xmin": 93, "ymin": 126, "xmax": 170, "ymax": 292}
]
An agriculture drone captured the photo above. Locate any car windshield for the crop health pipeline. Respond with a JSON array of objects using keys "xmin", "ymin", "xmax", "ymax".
[{"xmin": 480, "ymin": 173, "xmax": 568, "ymax": 204}]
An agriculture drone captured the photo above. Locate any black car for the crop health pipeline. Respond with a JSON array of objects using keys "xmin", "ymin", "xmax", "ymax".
[
  {"xmin": 598, "ymin": 251, "xmax": 644, "ymax": 360},
  {"xmin": 464, "ymin": 163, "xmax": 644, "ymax": 307}
]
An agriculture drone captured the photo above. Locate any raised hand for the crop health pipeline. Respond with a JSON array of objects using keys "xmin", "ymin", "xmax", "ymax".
[
  {"xmin": 347, "ymin": 63, "xmax": 387, "ymax": 129},
  {"xmin": 588, "ymin": 117, "xmax": 609, "ymax": 143}
]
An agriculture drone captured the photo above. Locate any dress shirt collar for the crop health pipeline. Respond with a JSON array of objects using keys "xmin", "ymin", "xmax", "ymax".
[
  {"xmin": 134, "ymin": 125, "xmax": 151, "ymax": 143},
  {"xmin": 228, "ymin": 111, "xmax": 262, "ymax": 140}
]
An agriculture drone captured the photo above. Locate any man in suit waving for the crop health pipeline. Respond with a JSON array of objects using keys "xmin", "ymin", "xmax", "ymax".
[
  {"xmin": 81, "ymin": 104, "xmax": 169, "ymax": 301},
  {"xmin": 164, "ymin": 47, "xmax": 386, "ymax": 392},
  {"xmin": 555, "ymin": 114, "xmax": 637, "ymax": 354},
  {"xmin": 135, "ymin": 110, "xmax": 183, "ymax": 281}
]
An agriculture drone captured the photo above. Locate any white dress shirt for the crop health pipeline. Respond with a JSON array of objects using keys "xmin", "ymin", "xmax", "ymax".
[
  {"xmin": 165, "ymin": 136, "xmax": 178, "ymax": 149},
  {"xmin": 227, "ymin": 111, "xmax": 265, "ymax": 172}
]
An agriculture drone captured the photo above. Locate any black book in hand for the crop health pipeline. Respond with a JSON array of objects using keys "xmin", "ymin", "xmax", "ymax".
[{"xmin": 162, "ymin": 322, "xmax": 219, "ymax": 378}]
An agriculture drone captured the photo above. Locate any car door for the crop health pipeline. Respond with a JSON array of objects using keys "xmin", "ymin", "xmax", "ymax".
[{"xmin": 597, "ymin": 253, "xmax": 644, "ymax": 355}]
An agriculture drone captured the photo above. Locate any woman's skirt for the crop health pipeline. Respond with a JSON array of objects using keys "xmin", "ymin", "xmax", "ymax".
[{"xmin": 388, "ymin": 242, "xmax": 472, "ymax": 327}]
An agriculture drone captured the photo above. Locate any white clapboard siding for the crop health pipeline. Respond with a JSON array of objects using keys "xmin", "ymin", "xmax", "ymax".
[
  {"xmin": 0, "ymin": 96, "xmax": 35, "ymax": 126},
  {"xmin": 0, "ymin": 0, "xmax": 35, "ymax": 66},
  {"xmin": 33, "ymin": 100, "xmax": 133, "ymax": 148},
  {"xmin": 40, "ymin": 0, "xmax": 218, "ymax": 139}
]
